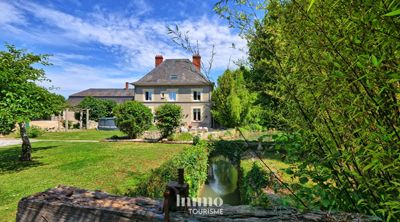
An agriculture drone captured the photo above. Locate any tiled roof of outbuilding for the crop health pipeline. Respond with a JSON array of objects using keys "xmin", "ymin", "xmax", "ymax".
[{"xmin": 69, "ymin": 88, "xmax": 135, "ymax": 97}]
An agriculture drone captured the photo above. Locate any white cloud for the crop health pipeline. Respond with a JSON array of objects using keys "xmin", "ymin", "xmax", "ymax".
[
  {"xmin": 1, "ymin": 1, "xmax": 248, "ymax": 96},
  {"xmin": 0, "ymin": 1, "xmax": 26, "ymax": 25}
]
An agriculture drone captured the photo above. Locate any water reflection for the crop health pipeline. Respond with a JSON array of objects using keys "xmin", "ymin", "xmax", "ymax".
[{"xmin": 199, "ymin": 155, "xmax": 241, "ymax": 205}]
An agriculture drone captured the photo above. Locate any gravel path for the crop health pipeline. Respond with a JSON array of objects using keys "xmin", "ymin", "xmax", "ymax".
[{"xmin": 0, "ymin": 139, "xmax": 97, "ymax": 147}]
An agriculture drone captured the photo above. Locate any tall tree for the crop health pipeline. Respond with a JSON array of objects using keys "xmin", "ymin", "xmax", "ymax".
[
  {"xmin": 211, "ymin": 68, "xmax": 258, "ymax": 128},
  {"xmin": 216, "ymin": 0, "xmax": 400, "ymax": 219},
  {"xmin": 0, "ymin": 44, "xmax": 66, "ymax": 161}
]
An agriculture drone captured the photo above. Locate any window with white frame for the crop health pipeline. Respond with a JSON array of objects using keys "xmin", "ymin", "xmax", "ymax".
[
  {"xmin": 168, "ymin": 91, "xmax": 177, "ymax": 101},
  {"xmin": 144, "ymin": 90, "xmax": 153, "ymax": 101},
  {"xmin": 193, "ymin": 90, "xmax": 201, "ymax": 101},
  {"xmin": 193, "ymin": 108, "xmax": 201, "ymax": 121}
]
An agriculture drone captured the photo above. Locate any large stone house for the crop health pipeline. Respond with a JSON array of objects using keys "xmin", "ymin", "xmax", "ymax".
[
  {"xmin": 132, "ymin": 55, "xmax": 213, "ymax": 128},
  {"xmin": 67, "ymin": 55, "xmax": 213, "ymax": 128}
]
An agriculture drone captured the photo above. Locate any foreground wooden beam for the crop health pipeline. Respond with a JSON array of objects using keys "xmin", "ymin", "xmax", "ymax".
[
  {"xmin": 16, "ymin": 185, "xmax": 164, "ymax": 222},
  {"xmin": 17, "ymin": 185, "xmax": 379, "ymax": 222}
]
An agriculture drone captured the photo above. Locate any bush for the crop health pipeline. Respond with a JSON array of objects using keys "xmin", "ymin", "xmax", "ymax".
[
  {"xmin": 155, "ymin": 104, "xmax": 183, "ymax": 138},
  {"xmin": 113, "ymin": 101, "xmax": 153, "ymax": 139},
  {"xmin": 241, "ymin": 163, "xmax": 270, "ymax": 207},
  {"xmin": 16, "ymin": 125, "xmax": 44, "ymax": 138},
  {"xmin": 28, "ymin": 126, "xmax": 44, "ymax": 138},
  {"xmin": 127, "ymin": 141, "xmax": 209, "ymax": 198},
  {"xmin": 193, "ymin": 135, "xmax": 201, "ymax": 145}
]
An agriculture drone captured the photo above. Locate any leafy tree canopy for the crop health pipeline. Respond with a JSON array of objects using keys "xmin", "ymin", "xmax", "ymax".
[
  {"xmin": 216, "ymin": 0, "xmax": 400, "ymax": 220},
  {"xmin": 211, "ymin": 68, "xmax": 259, "ymax": 128},
  {"xmin": 76, "ymin": 96, "xmax": 117, "ymax": 121},
  {"xmin": 113, "ymin": 101, "xmax": 152, "ymax": 139},
  {"xmin": 155, "ymin": 103, "xmax": 183, "ymax": 138}
]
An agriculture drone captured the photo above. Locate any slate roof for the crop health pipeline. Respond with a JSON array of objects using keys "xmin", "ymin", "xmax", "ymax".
[
  {"xmin": 69, "ymin": 88, "xmax": 135, "ymax": 97},
  {"xmin": 133, "ymin": 59, "xmax": 212, "ymax": 86}
]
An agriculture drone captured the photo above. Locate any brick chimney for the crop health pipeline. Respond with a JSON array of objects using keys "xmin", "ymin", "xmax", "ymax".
[
  {"xmin": 192, "ymin": 54, "xmax": 201, "ymax": 71},
  {"xmin": 125, "ymin": 82, "xmax": 129, "ymax": 90},
  {"xmin": 155, "ymin": 55, "xmax": 163, "ymax": 67}
]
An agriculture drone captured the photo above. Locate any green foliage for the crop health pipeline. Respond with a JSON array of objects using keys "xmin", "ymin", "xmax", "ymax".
[
  {"xmin": 113, "ymin": 101, "xmax": 152, "ymax": 139},
  {"xmin": 0, "ymin": 113, "xmax": 15, "ymax": 135},
  {"xmin": 241, "ymin": 163, "xmax": 270, "ymax": 207},
  {"xmin": 193, "ymin": 135, "xmax": 201, "ymax": 145},
  {"xmin": 15, "ymin": 125, "xmax": 45, "ymax": 138},
  {"xmin": 128, "ymin": 141, "xmax": 209, "ymax": 198},
  {"xmin": 155, "ymin": 104, "xmax": 183, "ymax": 138},
  {"xmin": 76, "ymin": 96, "xmax": 117, "ymax": 121},
  {"xmin": 0, "ymin": 44, "xmax": 66, "ymax": 127},
  {"xmin": 27, "ymin": 126, "xmax": 44, "ymax": 138},
  {"xmin": 167, "ymin": 132, "xmax": 193, "ymax": 141},
  {"xmin": 216, "ymin": 0, "xmax": 400, "ymax": 220},
  {"xmin": 211, "ymin": 68, "xmax": 259, "ymax": 128}
]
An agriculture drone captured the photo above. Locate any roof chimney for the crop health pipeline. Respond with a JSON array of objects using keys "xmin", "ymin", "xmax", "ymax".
[
  {"xmin": 155, "ymin": 55, "xmax": 163, "ymax": 67},
  {"xmin": 192, "ymin": 54, "xmax": 201, "ymax": 72},
  {"xmin": 125, "ymin": 82, "xmax": 129, "ymax": 90}
]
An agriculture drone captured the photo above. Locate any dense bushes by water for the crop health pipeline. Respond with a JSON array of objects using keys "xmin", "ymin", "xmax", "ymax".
[{"xmin": 128, "ymin": 141, "xmax": 209, "ymax": 198}]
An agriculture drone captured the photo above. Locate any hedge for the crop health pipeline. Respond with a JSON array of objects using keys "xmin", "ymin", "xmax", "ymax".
[{"xmin": 128, "ymin": 141, "xmax": 209, "ymax": 198}]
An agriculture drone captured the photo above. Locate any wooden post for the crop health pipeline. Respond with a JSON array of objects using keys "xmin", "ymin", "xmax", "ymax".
[
  {"xmin": 58, "ymin": 113, "xmax": 61, "ymax": 131},
  {"xmin": 79, "ymin": 110, "xmax": 83, "ymax": 129},
  {"xmin": 86, "ymin": 109, "xmax": 89, "ymax": 129},
  {"xmin": 65, "ymin": 109, "xmax": 69, "ymax": 132}
]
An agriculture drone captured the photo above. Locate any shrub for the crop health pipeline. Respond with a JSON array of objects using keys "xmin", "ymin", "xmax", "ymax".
[
  {"xmin": 241, "ymin": 163, "xmax": 269, "ymax": 207},
  {"xmin": 113, "ymin": 101, "xmax": 152, "ymax": 139},
  {"xmin": 193, "ymin": 135, "xmax": 201, "ymax": 145},
  {"xmin": 28, "ymin": 126, "xmax": 44, "ymax": 138},
  {"xmin": 16, "ymin": 125, "xmax": 44, "ymax": 138},
  {"xmin": 155, "ymin": 104, "xmax": 183, "ymax": 138},
  {"xmin": 127, "ymin": 141, "xmax": 209, "ymax": 198}
]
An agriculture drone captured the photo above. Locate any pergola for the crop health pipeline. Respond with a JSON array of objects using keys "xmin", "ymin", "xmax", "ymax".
[{"xmin": 61, "ymin": 108, "xmax": 90, "ymax": 131}]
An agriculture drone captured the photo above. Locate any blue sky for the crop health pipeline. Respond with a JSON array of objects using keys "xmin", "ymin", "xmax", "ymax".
[{"xmin": 0, "ymin": 0, "xmax": 247, "ymax": 97}]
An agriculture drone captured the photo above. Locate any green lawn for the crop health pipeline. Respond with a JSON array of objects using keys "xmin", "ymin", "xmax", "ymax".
[
  {"xmin": 38, "ymin": 129, "xmax": 126, "ymax": 140},
  {"xmin": 0, "ymin": 141, "xmax": 188, "ymax": 221}
]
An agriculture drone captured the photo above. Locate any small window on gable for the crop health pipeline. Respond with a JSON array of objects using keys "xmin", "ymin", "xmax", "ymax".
[{"xmin": 170, "ymin": 74, "xmax": 178, "ymax": 80}]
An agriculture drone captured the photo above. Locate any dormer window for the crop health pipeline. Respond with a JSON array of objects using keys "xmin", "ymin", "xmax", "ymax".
[{"xmin": 170, "ymin": 74, "xmax": 178, "ymax": 80}]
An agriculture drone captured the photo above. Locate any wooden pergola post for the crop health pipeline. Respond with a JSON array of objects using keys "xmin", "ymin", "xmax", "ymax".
[
  {"xmin": 65, "ymin": 108, "xmax": 69, "ymax": 132},
  {"xmin": 79, "ymin": 110, "xmax": 83, "ymax": 129},
  {"xmin": 58, "ymin": 112, "xmax": 61, "ymax": 131},
  {"xmin": 86, "ymin": 109, "xmax": 90, "ymax": 129}
]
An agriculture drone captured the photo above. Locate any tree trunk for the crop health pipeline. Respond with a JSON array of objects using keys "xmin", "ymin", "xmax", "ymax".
[{"xmin": 18, "ymin": 122, "xmax": 32, "ymax": 161}]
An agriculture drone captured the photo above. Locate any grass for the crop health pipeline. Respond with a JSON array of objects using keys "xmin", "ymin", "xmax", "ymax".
[
  {"xmin": 167, "ymin": 132, "xmax": 194, "ymax": 141},
  {"xmin": 37, "ymin": 129, "xmax": 125, "ymax": 141},
  {"xmin": 0, "ymin": 141, "xmax": 188, "ymax": 221}
]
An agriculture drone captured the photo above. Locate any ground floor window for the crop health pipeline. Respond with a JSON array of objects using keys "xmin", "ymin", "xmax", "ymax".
[
  {"xmin": 193, "ymin": 108, "xmax": 201, "ymax": 121},
  {"xmin": 145, "ymin": 91, "xmax": 153, "ymax": 101}
]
